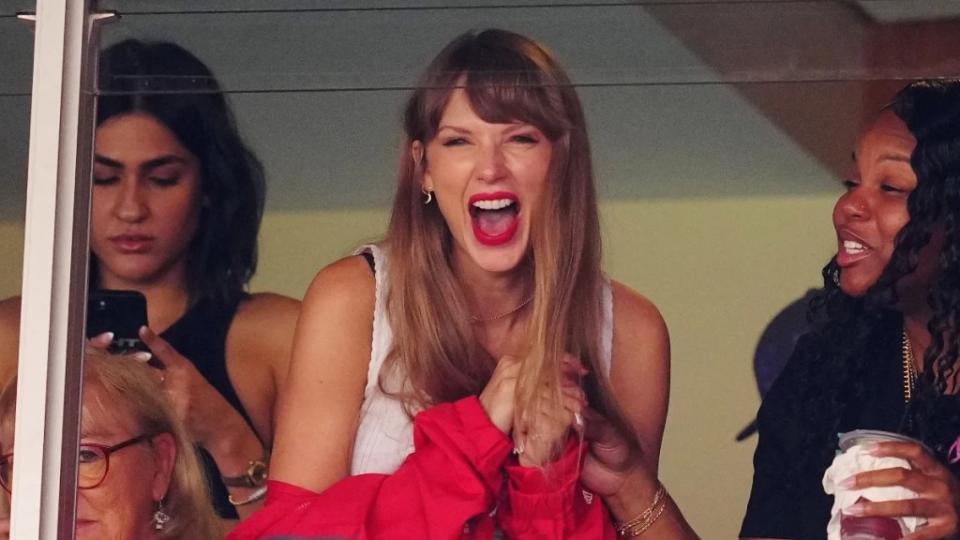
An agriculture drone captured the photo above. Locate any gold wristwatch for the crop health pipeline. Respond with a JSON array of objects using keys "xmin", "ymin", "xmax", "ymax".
[{"xmin": 221, "ymin": 456, "xmax": 269, "ymax": 488}]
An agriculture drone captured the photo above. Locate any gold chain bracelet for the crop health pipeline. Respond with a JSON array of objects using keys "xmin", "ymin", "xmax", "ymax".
[{"xmin": 616, "ymin": 482, "xmax": 668, "ymax": 537}]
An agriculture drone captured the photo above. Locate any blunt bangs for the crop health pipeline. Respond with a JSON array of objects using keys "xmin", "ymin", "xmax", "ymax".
[{"xmin": 410, "ymin": 30, "xmax": 573, "ymax": 144}]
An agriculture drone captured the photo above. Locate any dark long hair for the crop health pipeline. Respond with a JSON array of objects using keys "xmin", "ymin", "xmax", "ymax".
[
  {"xmin": 95, "ymin": 40, "xmax": 265, "ymax": 308},
  {"xmin": 799, "ymin": 80, "xmax": 960, "ymax": 477}
]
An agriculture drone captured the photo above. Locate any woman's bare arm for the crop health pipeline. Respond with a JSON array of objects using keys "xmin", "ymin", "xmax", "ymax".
[{"xmin": 269, "ymin": 256, "xmax": 375, "ymax": 492}]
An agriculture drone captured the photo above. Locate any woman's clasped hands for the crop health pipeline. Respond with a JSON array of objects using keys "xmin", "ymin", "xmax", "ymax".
[{"xmin": 478, "ymin": 354, "xmax": 588, "ymax": 467}]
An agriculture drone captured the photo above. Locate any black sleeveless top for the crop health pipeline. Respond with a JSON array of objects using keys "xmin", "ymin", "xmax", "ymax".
[
  {"xmin": 161, "ymin": 295, "xmax": 252, "ymax": 519},
  {"xmin": 741, "ymin": 313, "xmax": 960, "ymax": 539}
]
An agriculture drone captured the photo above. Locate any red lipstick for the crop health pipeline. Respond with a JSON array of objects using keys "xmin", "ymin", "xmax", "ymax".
[{"xmin": 469, "ymin": 192, "xmax": 520, "ymax": 247}]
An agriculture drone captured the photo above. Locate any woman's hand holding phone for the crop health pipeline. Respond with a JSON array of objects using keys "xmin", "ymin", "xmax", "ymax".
[
  {"xmin": 88, "ymin": 326, "xmax": 266, "ymax": 497},
  {"xmin": 137, "ymin": 327, "xmax": 260, "ymax": 456}
]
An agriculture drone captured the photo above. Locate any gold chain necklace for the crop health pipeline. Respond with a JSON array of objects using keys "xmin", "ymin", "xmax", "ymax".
[
  {"xmin": 901, "ymin": 327, "xmax": 918, "ymax": 404},
  {"xmin": 470, "ymin": 296, "xmax": 533, "ymax": 324}
]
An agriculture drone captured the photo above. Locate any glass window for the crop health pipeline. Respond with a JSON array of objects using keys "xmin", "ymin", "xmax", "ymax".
[
  {"xmin": 0, "ymin": 5, "xmax": 35, "ymax": 303},
  {"xmin": 18, "ymin": 1, "xmax": 960, "ymax": 536},
  {"xmin": 0, "ymin": 0, "xmax": 35, "ymax": 525}
]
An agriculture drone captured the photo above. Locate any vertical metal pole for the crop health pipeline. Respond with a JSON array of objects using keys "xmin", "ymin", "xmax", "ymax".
[{"xmin": 10, "ymin": 0, "xmax": 106, "ymax": 537}]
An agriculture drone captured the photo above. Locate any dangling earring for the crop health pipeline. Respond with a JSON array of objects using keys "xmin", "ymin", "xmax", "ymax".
[
  {"xmin": 152, "ymin": 499, "xmax": 171, "ymax": 531},
  {"xmin": 422, "ymin": 188, "xmax": 433, "ymax": 205}
]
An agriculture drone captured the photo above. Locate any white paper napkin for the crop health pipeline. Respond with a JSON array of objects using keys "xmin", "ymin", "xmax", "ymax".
[{"xmin": 822, "ymin": 443, "xmax": 926, "ymax": 539}]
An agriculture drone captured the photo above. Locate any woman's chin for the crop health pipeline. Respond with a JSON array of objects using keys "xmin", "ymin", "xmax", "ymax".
[
  {"xmin": 73, "ymin": 521, "xmax": 101, "ymax": 540},
  {"xmin": 839, "ymin": 279, "xmax": 872, "ymax": 298},
  {"xmin": 467, "ymin": 246, "xmax": 527, "ymax": 275},
  {"xmin": 460, "ymin": 228, "xmax": 530, "ymax": 273}
]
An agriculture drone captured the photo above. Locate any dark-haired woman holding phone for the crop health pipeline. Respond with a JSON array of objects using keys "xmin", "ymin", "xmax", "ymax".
[{"xmin": 0, "ymin": 40, "xmax": 300, "ymax": 525}]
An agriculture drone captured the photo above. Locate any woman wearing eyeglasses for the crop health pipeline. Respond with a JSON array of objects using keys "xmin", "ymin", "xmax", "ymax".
[{"xmin": 0, "ymin": 349, "xmax": 222, "ymax": 539}]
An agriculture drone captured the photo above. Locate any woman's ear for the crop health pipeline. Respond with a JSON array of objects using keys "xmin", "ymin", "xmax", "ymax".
[
  {"xmin": 411, "ymin": 140, "xmax": 424, "ymax": 167},
  {"xmin": 149, "ymin": 432, "xmax": 177, "ymax": 501},
  {"xmin": 411, "ymin": 141, "xmax": 433, "ymax": 192}
]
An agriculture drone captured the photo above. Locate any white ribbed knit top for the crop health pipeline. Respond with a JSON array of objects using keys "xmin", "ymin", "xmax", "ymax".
[{"xmin": 350, "ymin": 244, "xmax": 614, "ymax": 475}]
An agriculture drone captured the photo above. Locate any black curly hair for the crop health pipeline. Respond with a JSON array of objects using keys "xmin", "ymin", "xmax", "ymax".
[
  {"xmin": 796, "ymin": 80, "xmax": 960, "ymax": 480},
  {"xmin": 93, "ymin": 39, "xmax": 266, "ymax": 309}
]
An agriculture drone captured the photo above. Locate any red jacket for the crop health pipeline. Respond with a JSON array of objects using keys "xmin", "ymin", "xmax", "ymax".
[{"xmin": 228, "ymin": 396, "xmax": 616, "ymax": 539}]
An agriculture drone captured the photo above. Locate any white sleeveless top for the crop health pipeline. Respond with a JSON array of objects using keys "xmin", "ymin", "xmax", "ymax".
[{"xmin": 350, "ymin": 244, "xmax": 615, "ymax": 475}]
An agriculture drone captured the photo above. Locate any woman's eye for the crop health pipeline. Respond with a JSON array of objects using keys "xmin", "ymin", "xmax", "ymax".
[
  {"xmin": 77, "ymin": 448, "xmax": 101, "ymax": 464},
  {"xmin": 441, "ymin": 137, "xmax": 468, "ymax": 147},
  {"xmin": 93, "ymin": 176, "xmax": 118, "ymax": 186},
  {"xmin": 881, "ymin": 183, "xmax": 905, "ymax": 193},
  {"xmin": 842, "ymin": 179, "xmax": 859, "ymax": 190},
  {"xmin": 150, "ymin": 176, "xmax": 179, "ymax": 187},
  {"xmin": 511, "ymin": 133, "xmax": 539, "ymax": 144}
]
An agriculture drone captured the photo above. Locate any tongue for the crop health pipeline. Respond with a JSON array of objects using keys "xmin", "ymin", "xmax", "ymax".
[{"xmin": 475, "ymin": 209, "xmax": 517, "ymax": 236}]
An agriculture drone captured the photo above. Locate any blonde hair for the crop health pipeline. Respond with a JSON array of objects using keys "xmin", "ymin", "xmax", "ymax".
[
  {"xmin": 0, "ymin": 351, "xmax": 223, "ymax": 539},
  {"xmin": 384, "ymin": 29, "xmax": 637, "ymax": 456}
]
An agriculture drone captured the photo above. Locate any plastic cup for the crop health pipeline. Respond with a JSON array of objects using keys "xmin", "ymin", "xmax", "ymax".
[{"xmin": 835, "ymin": 430, "xmax": 924, "ymax": 540}]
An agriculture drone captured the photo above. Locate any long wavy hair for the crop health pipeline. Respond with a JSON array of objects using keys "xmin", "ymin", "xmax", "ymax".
[
  {"xmin": 383, "ymin": 29, "xmax": 636, "ymax": 455},
  {"xmin": 800, "ymin": 79, "xmax": 960, "ymax": 478},
  {"xmin": 95, "ymin": 39, "xmax": 266, "ymax": 309},
  {"xmin": 0, "ymin": 350, "xmax": 222, "ymax": 539}
]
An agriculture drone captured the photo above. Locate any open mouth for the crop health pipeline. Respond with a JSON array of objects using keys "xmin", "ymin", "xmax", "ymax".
[
  {"xmin": 836, "ymin": 233, "xmax": 873, "ymax": 267},
  {"xmin": 469, "ymin": 192, "xmax": 520, "ymax": 246}
]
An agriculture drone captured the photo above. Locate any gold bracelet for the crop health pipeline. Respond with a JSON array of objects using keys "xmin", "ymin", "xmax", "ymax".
[{"xmin": 616, "ymin": 482, "xmax": 668, "ymax": 538}]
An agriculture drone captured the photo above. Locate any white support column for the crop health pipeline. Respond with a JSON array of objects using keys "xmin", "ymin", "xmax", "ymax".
[{"xmin": 11, "ymin": 0, "xmax": 95, "ymax": 537}]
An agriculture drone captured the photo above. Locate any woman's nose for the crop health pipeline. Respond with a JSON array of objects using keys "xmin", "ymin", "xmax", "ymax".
[
  {"xmin": 475, "ymin": 144, "xmax": 507, "ymax": 183},
  {"xmin": 112, "ymin": 179, "xmax": 148, "ymax": 222},
  {"xmin": 838, "ymin": 190, "xmax": 870, "ymax": 221}
]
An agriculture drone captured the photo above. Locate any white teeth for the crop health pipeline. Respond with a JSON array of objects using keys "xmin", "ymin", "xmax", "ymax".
[
  {"xmin": 472, "ymin": 198, "xmax": 514, "ymax": 211},
  {"xmin": 843, "ymin": 240, "xmax": 866, "ymax": 254}
]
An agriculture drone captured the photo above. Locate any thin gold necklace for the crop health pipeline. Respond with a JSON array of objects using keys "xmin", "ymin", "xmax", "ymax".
[
  {"xmin": 901, "ymin": 326, "xmax": 918, "ymax": 404},
  {"xmin": 470, "ymin": 296, "xmax": 533, "ymax": 324}
]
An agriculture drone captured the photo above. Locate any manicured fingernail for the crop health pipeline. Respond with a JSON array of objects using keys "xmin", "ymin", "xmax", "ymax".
[
  {"xmin": 843, "ymin": 503, "xmax": 866, "ymax": 516},
  {"xmin": 838, "ymin": 476, "xmax": 856, "ymax": 489},
  {"xmin": 130, "ymin": 351, "xmax": 152, "ymax": 363},
  {"xmin": 97, "ymin": 332, "xmax": 114, "ymax": 341}
]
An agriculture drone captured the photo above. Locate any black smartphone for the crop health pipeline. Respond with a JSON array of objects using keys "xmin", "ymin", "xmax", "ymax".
[{"xmin": 86, "ymin": 290, "xmax": 150, "ymax": 355}]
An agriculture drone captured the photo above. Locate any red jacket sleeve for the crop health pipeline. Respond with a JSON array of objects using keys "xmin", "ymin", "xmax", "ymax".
[
  {"xmin": 228, "ymin": 396, "xmax": 512, "ymax": 540},
  {"xmin": 497, "ymin": 438, "xmax": 618, "ymax": 539}
]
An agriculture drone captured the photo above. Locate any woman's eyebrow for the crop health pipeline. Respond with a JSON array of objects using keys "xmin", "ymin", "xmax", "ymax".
[
  {"xmin": 94, "ymin": 154, "xmax": 123, "ymax": 168},
  {"xmin": 140, "ymin": 155, "xmax": 187, "ymax": 171},
  {"xmin": 879, "ymin": 152, "xmax": 911, "ymax": 163},
  {"xmin": 436, "ymin": 125, "xmax": 472, "ymax": 134},
  {"xmin": 79, "ymin": 429, "xmax": 108, "ymax": 439},
  {"xmin": 851, "ymin": 151, "xmax": 912, "ymax": 163}
]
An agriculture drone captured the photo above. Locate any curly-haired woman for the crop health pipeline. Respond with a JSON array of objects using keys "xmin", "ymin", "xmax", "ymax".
[{"xmin": 742, "ymin": 80, "xmax": 960, "ymax": 540}]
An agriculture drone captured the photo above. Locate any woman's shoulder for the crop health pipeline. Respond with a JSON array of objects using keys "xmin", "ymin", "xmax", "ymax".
[
  {"xmin": 236, "ymin": 292, "xmax": 301, "ymax": 320},
  {"xmin": 226, "ymin": 293, "xmax": 301, "ymax": 379},
  {"xmin": 607, "ymin": 280, "xmax": 669, "ymax": 387},
  {"xmin": 232, "ymin": 291, "xmax": 301, "ymax": 341},
  {"xmin": 302, "ymin": 255, "xmax": 377, "ymax": 311},
  {"xmin": 0, "ymin": 296, "xmax": 21, "ymax": 329},
  {"xmin": 0, "ymin": 296, "xmax": 21, "ymax": 386},
  {"xmin": 609, "ymin": 280, "xmax": 668, "ymax": 342}
]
